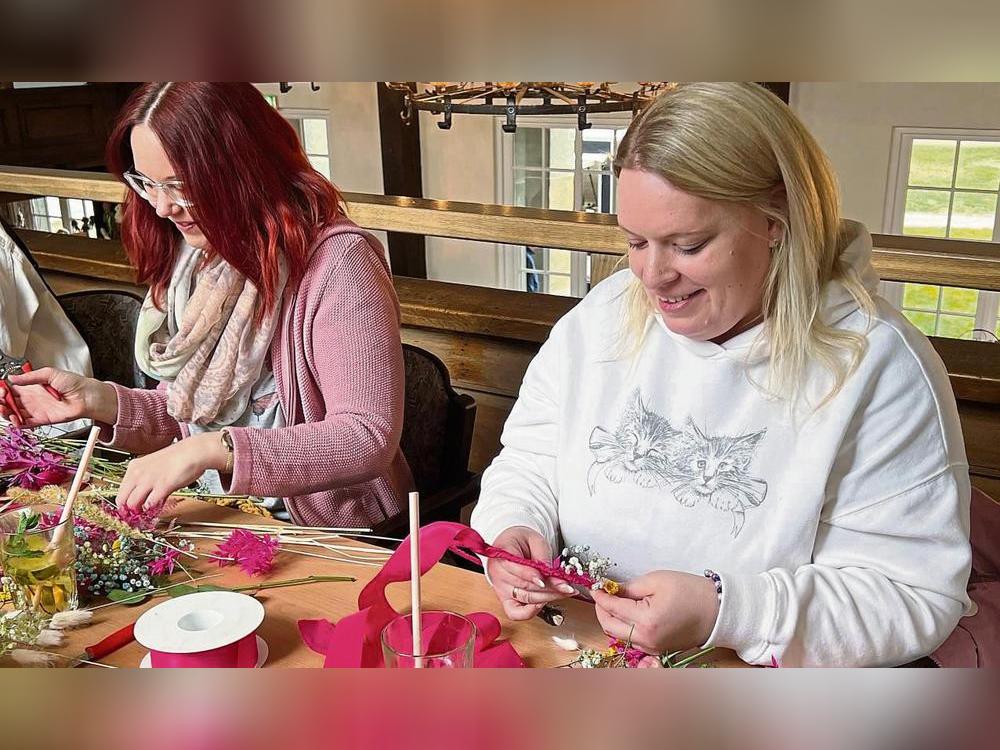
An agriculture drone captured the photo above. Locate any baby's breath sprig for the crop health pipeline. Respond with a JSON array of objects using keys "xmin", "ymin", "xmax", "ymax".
[{"xmin": 558, "ymin": 544, "xmax": 620, "ymax": 594}]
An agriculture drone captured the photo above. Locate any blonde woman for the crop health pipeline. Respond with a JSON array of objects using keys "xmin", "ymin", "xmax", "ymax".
[{"xmin": 472, "ymin": 83, "xmax": 972, "ymax": 667}]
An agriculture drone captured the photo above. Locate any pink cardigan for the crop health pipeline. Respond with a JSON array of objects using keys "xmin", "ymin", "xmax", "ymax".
[{"xmin": 102, "ymin": 218, "xmax": 414, "ymax": 527}]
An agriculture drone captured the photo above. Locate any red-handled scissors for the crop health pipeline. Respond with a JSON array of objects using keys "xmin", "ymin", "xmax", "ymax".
[
  {"xmin": 71, "ymin": 622, "xmax": 136, "ymax": 667},
  {"xmin": 0, "ymin": 351, "xmax": 64, "ymax": 424}
]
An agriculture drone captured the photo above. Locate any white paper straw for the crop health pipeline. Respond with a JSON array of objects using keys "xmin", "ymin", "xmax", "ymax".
[
  {"xmin": 58, "ymin": 425, "xmax": 101, "ymax": 526},
  {"xmin": 409, "ymin": 491, "xmax": 422, "ymax": 668}
]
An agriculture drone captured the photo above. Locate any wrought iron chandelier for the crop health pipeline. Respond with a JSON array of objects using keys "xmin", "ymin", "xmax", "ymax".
[{"xmin": 384, "ymin": 82, "xmax": 673, "ymax": 133}]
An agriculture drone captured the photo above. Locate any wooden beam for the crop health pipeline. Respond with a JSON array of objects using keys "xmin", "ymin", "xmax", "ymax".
[{"xmin": 376, "ymin": 82, "xmax": 427, "ymax": 278}]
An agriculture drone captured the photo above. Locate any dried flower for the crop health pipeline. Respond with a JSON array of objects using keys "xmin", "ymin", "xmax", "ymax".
[
  {"xmin": 214, "ymin": 529, "xmax": 278, "ymax": 576},
  {"xmin": 0, "ymin": 428, "xmax": 73, "ymax": 491},
  {"xmin": 48, "ymin": 609, "xmax": 93, "ymax": 630},
  {"xmin": 149, "ymin": 548, "xmax": 182, "ymax": 577}
]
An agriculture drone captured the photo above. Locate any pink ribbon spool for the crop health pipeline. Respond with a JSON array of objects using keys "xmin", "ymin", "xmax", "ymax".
[
  {"xmin": 149, "ymin": 631, "xmax": 260, "ymax": 668},
  {"xmin": 135, "ymin": 591, "xmax": 265, "ymax": 669}
]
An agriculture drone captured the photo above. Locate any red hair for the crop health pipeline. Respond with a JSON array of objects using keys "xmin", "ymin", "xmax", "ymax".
[{"xmin": 105, "ymin": 82, "xmax": 343, "ymax": 322}]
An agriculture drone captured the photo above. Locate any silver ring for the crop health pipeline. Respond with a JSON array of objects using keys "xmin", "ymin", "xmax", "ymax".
[{"xmin": 511, "ymin": 586, "xmax": 520, "ymax": 602}]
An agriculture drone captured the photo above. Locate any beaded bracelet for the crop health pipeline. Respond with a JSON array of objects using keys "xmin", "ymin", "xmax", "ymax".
[{"xmin": 703, "ymin": 569, "xmax": 722, "ymax": 601}]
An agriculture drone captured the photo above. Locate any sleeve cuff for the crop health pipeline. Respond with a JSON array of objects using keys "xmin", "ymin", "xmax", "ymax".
[
  {"xmin": 98, "ymin": 382, "xmax": 135, "ymax": 448},
  {"xmin": 703, "ymin": 570, "xmax": 779, "ymax": 665},
  {"xmin": 224, "ymin": 427, "xmax": 254, "ymax": 495}
]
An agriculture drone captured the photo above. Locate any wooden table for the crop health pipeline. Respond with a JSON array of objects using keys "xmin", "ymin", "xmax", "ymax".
[{"xmin": 54, "ymin": 500, "xmax": 742, "ymax": 668}]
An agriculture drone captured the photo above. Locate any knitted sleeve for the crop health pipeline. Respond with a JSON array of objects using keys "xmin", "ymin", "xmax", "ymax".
[
  {"xmin": 226, "ymin": 236, "xmax": 404, "ymax": 498},
  {"xmin": 100, "ymin": 380, "xmax": 183, "ymax": 454}
]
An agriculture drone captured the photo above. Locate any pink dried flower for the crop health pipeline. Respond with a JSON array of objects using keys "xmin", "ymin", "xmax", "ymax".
[
  {"xmin": 214, "ymin": 529, "xmax": 278, "ymax": 576},
  {"xmin": 110, "ymin": 503, "xmax": 159, "ymax": 532},
  {"xmin": 149, "ymin": 548, "xmax": 182, "ymax": 577},
  {"xmin": 0, "ymin": 429, "xmax": 72, "ymax": 490}
]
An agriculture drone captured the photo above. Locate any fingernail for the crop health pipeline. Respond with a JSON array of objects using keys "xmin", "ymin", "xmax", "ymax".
[
  {"xmin": 534, "ymin": 578, "xmax": 546, "ymax": 589},
  {"xmin": 559, "ymin": 584, "xmax": 576, "ymax": 594}
]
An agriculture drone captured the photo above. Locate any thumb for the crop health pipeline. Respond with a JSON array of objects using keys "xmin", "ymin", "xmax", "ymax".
[
  {"xmin": 592, "ymin": 587, "xmax": 643, "ymax": 621},
  {"xmin": 9, "ymin": 367, "xmax": 55, "ymax": 386},
  {"xmin": 524, "ymin": 531, "xmax": 552, "ymax": 564},
  {"xmin": 614, "ymin": 574, "xmax": 658, "ymax": 601}
]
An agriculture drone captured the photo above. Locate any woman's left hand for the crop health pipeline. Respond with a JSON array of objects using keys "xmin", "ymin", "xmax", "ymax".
[
  {"xmin": 116, "ymin": 433, "xmax": 226, "ymax": 513},
  {"xmin": 591, "ymin": 570, "xmax": 721, "ymax": 655}
]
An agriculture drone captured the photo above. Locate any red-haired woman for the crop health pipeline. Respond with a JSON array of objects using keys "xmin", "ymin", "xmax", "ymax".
[{"xmin": 0, "ymin": 82, "xmax": 413, "ymax": 527}]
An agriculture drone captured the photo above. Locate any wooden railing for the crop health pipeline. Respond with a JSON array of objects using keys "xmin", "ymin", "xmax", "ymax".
[
  {"xmin": 3, "ymin": 165, "xmax": 1000, "ymax": 292},
  {"xmin": 3, "ymin": 166, "xmax": 1000, "ymax": 496}
]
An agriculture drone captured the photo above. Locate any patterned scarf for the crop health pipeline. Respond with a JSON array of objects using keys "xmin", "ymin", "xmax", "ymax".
[{"xmin": 135, "ymin": 244, "xmax": 287, "ymax": 427}]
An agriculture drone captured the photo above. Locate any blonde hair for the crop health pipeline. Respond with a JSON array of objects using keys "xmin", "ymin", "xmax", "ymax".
[{"xmin": 614, "ymin": 82, "xmax": 874, "ymax": 406}]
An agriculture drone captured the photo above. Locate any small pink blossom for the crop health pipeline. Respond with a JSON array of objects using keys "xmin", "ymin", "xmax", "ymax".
[
  {"xmin": 149, "ymin": 548, "xmax": 182, "ymax": 576},
  {"xmin": 214, "ymin": 529, "xmax": 278, "ymax": 576}
]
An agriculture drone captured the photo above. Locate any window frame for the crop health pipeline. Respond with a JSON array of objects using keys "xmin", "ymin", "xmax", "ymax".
[
  {"xmin": 495, "ymin": 114, "xmax": 631, "ymax": 297},
  {"xmin": 882, "ymin": 126, "xmax": 1000, "ymax": 340},
  {"xmin": 276, "ymin": 107, "xmax": 332, "ymax": 180}
]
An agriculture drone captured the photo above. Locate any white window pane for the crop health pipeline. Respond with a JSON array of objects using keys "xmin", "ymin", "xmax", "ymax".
[
  {"xmin": 514, "ymin": 127, "xmax": 545, "ymax": 169},
  {"xmin": 303, "ymin": 119, "xmax": 328, "ymax": 156},
  {"xmin": 548, "ymin": 128, "xmax": 575, "ymax": 170},
  {"xmin": 68, "ymin": 199, "xmax": 86, "ymax": 219},
  {"xmin": 907, "ymin": 139, "xmax": 956, "ymax": 188},
  {"xmin": 549, "ymin": 249, "xmax": 572, "ymax": 274},
  {"xmin": 903, "ymin": 189, "xmax": 949, "ymax": 237},
  {"xmin": 31, "ymin": 215, "xmax": 50, "ymax": 232},
  {"xmin": 547, "ymin": 171, "xmax": 574, "ymax": 210},
  {"xmin": 49, "ymin": 217, "xmax": 65, "ymax": 233},
  {"xmin": 949, "ymin": 191, "xmax": 997, "ymax": 241},
  {"xmin": 514, "ymin": 170, "xmax": 545, "ymax": 208},
  {"xmin": 84, "ymin": 199, "xmax": 94, "ymax": 215},
  {"xmin": 308, "ymin": 155, "xmax": 331, "ymax": 179},
  {"xmin": 548, "ymin": 274, "xmax": 571, "ymax": 296},
  {"xmin": 582, "ymin": 128, "xmax": 614, "ymax": 170},
  {"xmin": 286, "ymin": 117, "xmax": 304, "ymax": 143},
  {"xmin": 955, "ymin": 141, "xmax": 1000, "ymax": 191},
  {"xmin": 582, "ymin": 170, "xmax": 613, "ymax": 213},
  {"xmin": 937, "ymin": 314, "xmax": 976, "ymax": 339},
  {"xmin": 46, "ymin": 197, "xmax": 61, "ymax": 215},
  {"xmin": 31, "ymin": 198, "xmax": 46, "ymax": 213}
]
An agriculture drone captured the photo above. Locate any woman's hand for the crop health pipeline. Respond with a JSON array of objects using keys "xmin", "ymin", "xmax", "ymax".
[
  {"xmin": 591, "ymin": 570, "xmax": 721, "ymax": 654},
  {"xmin": 0, "ymin": 367, "xmax": 117, "ymax": 427},
  {"xmin": 486, "ymin": 526, "xmax": 577, "ymax": 621},
  {"xmin": 116, "ymin": 432, "xmax": 228, "ymax": 514}
]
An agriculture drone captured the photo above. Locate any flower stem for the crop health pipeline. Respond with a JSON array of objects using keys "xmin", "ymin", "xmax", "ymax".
[{"xmin": 230, "ymin": 575, "xmax": 355, "ymax": 593}]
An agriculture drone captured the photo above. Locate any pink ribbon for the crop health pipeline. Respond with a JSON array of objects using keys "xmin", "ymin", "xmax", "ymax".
[
  {"xmin": 149, "ymin": 631, "xmax": 258, "ymax": 668},
  {"xmin": 299, "ymin": 522, "xmax": 525, "ymax": 668}
]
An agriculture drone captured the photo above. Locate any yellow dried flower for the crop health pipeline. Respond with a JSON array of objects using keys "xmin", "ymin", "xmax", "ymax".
[{"xmin": 602, "ymin": 579, "xmax": 620, "ymax": 596}]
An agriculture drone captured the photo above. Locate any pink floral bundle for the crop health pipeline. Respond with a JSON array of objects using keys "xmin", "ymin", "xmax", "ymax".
[{"xmin": 0, "ymin": 428, "xmax": 72, "ymax": 491}]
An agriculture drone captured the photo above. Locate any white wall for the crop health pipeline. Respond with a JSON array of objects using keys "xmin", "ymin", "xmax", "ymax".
[
  {"xmin": 418, "ymin": 110, "xmax": 500, "ymax": 288},
  {"xmin": 790, "ymin": 83, "xmax": 1000, "ymax": 231},
  {"xmin": 255, "ymin": 82, "xmax": 384, "ymax": 195}
]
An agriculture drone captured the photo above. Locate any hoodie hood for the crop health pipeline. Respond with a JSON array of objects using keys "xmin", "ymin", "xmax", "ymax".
[
  {"xmin": 822, "ymin": 219, "xmax": 880, "ymax": 326},
  {"xmin": 652, "ymin": 219, "xmax": 880, "ymax": 359}
]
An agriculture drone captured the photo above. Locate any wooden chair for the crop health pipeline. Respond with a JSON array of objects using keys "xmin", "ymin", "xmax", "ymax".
[
  {"xmin": 58, "ymin": 290, "xmax": 152, "ymax": 389},
  {"xmin": 373, "ymin": 344, "xmax": 480, "ymax": 538}
]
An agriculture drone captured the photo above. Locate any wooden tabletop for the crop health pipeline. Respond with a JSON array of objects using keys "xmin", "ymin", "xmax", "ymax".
[{"xmin": 52, "ymin": 500, "xmax": 742, "ymax": 668}]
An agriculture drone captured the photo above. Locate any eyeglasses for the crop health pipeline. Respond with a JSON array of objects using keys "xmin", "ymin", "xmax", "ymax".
[{"xmin": 123, "ymin": 169, "xmax": 194, "ymax": 208}]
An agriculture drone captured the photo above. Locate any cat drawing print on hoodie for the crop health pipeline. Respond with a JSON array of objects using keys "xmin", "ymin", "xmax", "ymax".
[{"xmin": 588, "ymin": 389, "xmax": 768, "ymax": 537}]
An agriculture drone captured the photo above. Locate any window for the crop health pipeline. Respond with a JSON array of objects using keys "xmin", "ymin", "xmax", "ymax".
[
  {"xmin": 30, "ymin": 197, "xmax": 97, "ymax": 237},
  {"xmin": 278, "ymin": 108, "xmax": 331, "ymax": 180},
  {"xmin": 884, "ymin": 128, "xmax": 1000, "ymax": 340},
  {"xmin": 498, "ymin": 119, "xmax": 630, "ymax": 297},
  {"xmin": 258, "ymin": 87, "xmax": 333, "ymax": 183}
]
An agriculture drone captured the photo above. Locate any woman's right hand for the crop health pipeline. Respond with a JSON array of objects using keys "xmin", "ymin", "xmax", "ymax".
[
  {"xmin": 0, "ymin": 367, "xmax": 117, "ymax": 428},
  {"xmin": 486, "ymin": 526, "xmax": 577, "ymax": 621}
]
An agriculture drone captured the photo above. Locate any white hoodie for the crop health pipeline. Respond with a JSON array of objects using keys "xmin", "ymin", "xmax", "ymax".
[{"xmin": 472, "ymin": 221, "xmax": 972, "ymax": 667}]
